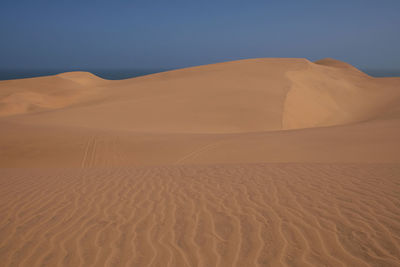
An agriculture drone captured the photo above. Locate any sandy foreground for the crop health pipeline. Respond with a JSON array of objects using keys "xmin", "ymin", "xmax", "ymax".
[{"xmin": 0, "ymin": 58, "xmax": 399, "ymax": 266}]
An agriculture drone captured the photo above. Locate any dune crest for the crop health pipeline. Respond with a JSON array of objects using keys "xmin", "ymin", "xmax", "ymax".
[
  {"xmin": 314, "ymin": 57, "xmax": 361, "ymax": 69},
  {"xmin": 1, "ymin": 58, "xmax": 399, "ymax": 131}
]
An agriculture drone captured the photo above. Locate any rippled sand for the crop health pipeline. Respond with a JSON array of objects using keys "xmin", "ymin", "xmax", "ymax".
[{"xmin": 1, "ymin": 164, "xmax": 399, "ymax": 266}]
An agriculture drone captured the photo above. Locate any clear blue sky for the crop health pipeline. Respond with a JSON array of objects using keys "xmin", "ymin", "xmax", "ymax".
[{"xmin": 1, "ymin": 0, "xmax": 399, "ymax": 71}]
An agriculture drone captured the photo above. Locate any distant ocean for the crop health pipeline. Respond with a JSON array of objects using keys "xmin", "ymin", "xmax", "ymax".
[
  {"xmin": 363, "ymin": 69, "xmax": 400, "ymax": 77},
  {"xmin": 0, "ymin": 68, "xmax": 399, "ymax": 81},
  {"xmin": 0, "ymin": 69, "xmax": 169, "ymax": 81}
]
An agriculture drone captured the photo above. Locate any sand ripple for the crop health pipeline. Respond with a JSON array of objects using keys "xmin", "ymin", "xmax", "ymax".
[{"xmin": 0, "ymin": 164, "xmax": 399, "ymax": 266}]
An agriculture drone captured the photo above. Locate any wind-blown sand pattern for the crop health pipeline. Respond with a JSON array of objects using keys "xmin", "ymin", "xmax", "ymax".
[
  {"xmin": 1, "ymin": 165, "xmax": 399, "ymax": 266},
  {"xmin": 1, "ymin": 58, "xmax": 400, "ymax": 266}
]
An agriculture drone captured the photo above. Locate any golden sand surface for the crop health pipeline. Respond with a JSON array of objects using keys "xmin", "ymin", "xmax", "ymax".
[{"xmin": 0, "ymin": 58, "xmax": 399, "ymax": 266}]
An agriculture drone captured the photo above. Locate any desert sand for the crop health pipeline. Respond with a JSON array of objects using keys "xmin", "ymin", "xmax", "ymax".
[{"xmin": 0, "ymin": 58, "xmax": 399, "ymax": 266}]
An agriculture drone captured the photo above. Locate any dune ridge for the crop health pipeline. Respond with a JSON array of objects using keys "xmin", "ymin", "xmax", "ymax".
[
  {"xmin": 1, "ymin": 58, "xmax": 399, "ymax": 266},
  {"xmin": 1, "ymin": 58, "xmax": 399, "ymax": 132}
]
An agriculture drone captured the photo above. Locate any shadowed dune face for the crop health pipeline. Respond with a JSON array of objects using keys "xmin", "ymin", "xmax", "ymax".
[{"xmin": 1, "ymin": 58, "xmax": 400, "ymax": 266}]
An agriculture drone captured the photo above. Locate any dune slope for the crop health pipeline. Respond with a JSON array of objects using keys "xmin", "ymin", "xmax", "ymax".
[
  {"xmin": 1, "ymin": 58, "xmax": 399, "ymax": 133},
  {"xmin": 0, "ymin": 58, "xmax": 399, "ymax": 267}
]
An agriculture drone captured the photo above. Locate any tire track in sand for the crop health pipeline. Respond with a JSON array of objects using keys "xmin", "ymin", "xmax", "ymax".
[{"xmin": 81, "ymin": 137, "xmax": 98, "ymax": 168}]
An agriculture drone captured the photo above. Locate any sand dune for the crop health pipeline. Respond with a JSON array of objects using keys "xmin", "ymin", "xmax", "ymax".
[
  {"xmin": 1, "ymin": 58, "xmax": 400, "ymax": 266},
  {"xmin": 2, "ymin": 58, "xmax": 399, "ymax": 132},
  {"xmin": 0, "ymin": 72, "xmax": 105, "ymax": 117}
]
